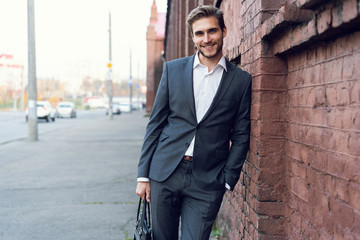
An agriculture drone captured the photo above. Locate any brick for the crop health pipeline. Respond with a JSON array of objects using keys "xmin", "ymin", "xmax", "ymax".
[
  {"xmin": 310, "ymin": 150, "xmax": 327, "ymax": 172},
  {"xmin": 301, "ymin": 218, "xmax": 321, "ymax": 239},
  {"xmin": 305, "ymin": 86, "xmax": 317, "ymax": 106},
  {"xmin": 257, "ymin": 183, "xmax": 285, "ymax": 202},
  {"xmin": 352, "ymin": 212, "xmax": 360, "ymax": 236},
  {"xmin": 257, "ymin": 201, "xmax": 285, "ymax": 217},
  {"xmin": 325, "ymin": 175, "xmax": 336, "ymax": 195},
  {"xmin": 341, "ymin": 107, "xmax": 358, "ymax": 130},
  {"xmin": 350, "ymin": 81, "xmax": 360, "ymax": 105},
  {"xmin": 337, "ymin": 82, "xmax": 351, "ymax": 106},
  {"xmin": 305, "ymin": 64, "xmax": 321, "ymax": 85},
  {"xmin": 289, "ymin": 210, "xmax": 302, "ymax": 230},
  {"xmin": 348, "ymin": 182, "xmax": 360, "ymax": 211},
  {"xmin": 290, "ymin": 19, "xmax": 316, "ymax": 48},
  {"xmin": 330, "ymin": 198, "xmax": 355, "ymax": 229},
  {"xmin": 354, "ymin": 110, "xmax": 360, "ymax": 131},
  {"xmin": 348, "ymin": 133, "xmax": 360, "ymax": 156},
  {"xmin": 318, "ymin": 230, "xmax": 335, "ymax": 240},
  {"xmin": 327, "ymin": 107, "xmax": 342, "ymax": 129},
  {"xmin": 334, "ymin": 178, "xmax": 350, "ymax": 203},
  {"xmin": 258, "ymin": 216, "xmax": 285, "ymax": 235},
  {"xmin": 288, "ymin": 192, "xmax": 299, "ymax": 210},
  {"xmin": 308, "ymin": 189, "xmax": 330, "ymax": 228},
  {"xmin": 343, "ymin": 55, "xmax": 356, "ymax": 80},
  {"xmin": 315, "ymin": 86, "xmax": 327, "ymax": 106},
  {"xmin": 288, "ymin": 88, "xmax": 299, "ymax": 106},
  {"xmin": 336, "ymin": 131, "xmax": 351, "ymax": 154},
  {"xmin": 322, "ymin": 58, "xmax": 343, "ymax": 84},
  {"xmin": 342, "ymin": 0, "xmax": 358, "ymax": 23},
  {"xmin": 289, "ymin": 175, "xmax": 309, "ymax": 202},
  {"xmin": 286, "ymin": 140, "xmax": 302, "ymax": 162},
  {"xmin": 332, "ymin": 2, "xmax": 343, "ymax": 28},
  {"xmin": 257, "ymin": 74, "xmax": 287, "ymax": 91},
  {"xmin": 307, "ymin": 167, "xmax": 326, "ymax": 191},
  {"xmin": 326, "ymin": 154, "xmax": 348, "ymax": 180},
  {"xmin": 287, "ymin": 226, "xmax": 303, "ymax": 240},
  {"xmin": 317, "ymin": 7, "xmax": 332, "ymax": 34},
  {"xmin": 289, "ymin": 158, "xmax": 307, "ymax": 179},
  {"xmin": 325, "ymin": 85, "xmax": 337, "ymax": 106},
  {"xmin": 322, "ymin": 210, "xmax": 335, "ymax": 236}
]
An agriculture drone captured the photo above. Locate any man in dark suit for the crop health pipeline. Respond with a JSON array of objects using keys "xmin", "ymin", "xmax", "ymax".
[{"xmin": 136, "ymin": 5, "xmax": 251, "ymax": 240}]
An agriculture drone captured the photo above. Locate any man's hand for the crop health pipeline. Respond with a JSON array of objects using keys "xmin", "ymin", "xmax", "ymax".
[{"xmin": 136, "ymin": 182, "xmax": 151, "ymax": 202}]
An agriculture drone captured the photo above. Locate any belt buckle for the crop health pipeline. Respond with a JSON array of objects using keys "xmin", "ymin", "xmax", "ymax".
[{"xmin": 183, "ymin": 156, "xmax": 193, "ymax": 161}]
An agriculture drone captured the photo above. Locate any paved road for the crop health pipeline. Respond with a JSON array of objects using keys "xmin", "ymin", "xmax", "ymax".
[{"xmin": 0, "ymin": 110, "xmax": 148, "ymax": 240}]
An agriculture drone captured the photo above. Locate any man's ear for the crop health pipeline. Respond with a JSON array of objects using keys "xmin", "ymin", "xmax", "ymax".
[
  {"xmin": 222, "ymin": 27, "xmax": 227, "ymax": 38},
  {"xmin": 191, "ymin": 32, "xmax": 195, "ymax": 42}
]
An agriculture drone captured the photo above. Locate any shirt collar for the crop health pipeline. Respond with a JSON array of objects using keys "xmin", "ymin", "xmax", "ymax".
[{"xmin": 193, "ymin": 52, "xmax": 227, "ymax": 72}]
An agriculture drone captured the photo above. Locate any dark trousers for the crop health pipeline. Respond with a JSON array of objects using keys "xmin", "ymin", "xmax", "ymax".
[{"xmin": 150, "ymin": 159, "xmax": 225, "ymax": 240}]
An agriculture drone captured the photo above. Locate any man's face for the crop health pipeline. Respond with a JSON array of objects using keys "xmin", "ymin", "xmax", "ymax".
[{"xmin": 191, "ymin": 16, "xmax": 227, "ymax": 60}]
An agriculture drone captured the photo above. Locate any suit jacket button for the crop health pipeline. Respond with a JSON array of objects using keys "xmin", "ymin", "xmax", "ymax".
[{"xmin": 185, "ymin": 143, "xmax": 190, "ymax": 147}]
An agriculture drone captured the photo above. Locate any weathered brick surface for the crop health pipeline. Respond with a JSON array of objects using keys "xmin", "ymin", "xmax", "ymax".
[
  {"xmin": 285, "ymin": 30, "xmax": 360, "ymax": 238},
  {"xmin": 164, "ymin": 0, "xmax": 360, "ymax": 239}
]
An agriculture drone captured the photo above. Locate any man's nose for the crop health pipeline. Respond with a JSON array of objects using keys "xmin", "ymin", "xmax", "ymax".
[{"xmin": 204, "ymin": 33, "xmax": 211, "ymax": 43}]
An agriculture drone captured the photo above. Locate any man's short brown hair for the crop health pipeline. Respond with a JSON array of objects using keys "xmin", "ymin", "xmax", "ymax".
[{"xmin": 186, "ymin": 5, "xmax": 225, "ymax": 35}]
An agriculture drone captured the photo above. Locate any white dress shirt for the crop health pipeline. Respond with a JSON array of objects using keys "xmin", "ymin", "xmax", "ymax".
[{"xmin": 184, "ymin": 53, "xmax": 227, "ymax": 156}]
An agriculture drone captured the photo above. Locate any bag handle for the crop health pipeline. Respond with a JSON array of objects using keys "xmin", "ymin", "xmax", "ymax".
[{"xmin": 136, "ymin": 195, "xmax": 151, "ymax": 228}]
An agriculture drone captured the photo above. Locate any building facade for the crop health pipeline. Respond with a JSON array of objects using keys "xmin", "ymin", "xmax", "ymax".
[
  {"xmin": 164, "ymin": 0, "xmax": 360, "ymax": 239},
  {"xmin": 146, "ymin": 0, "xmax": 166, "ymax": 113},
  {"xmin": 0, "ymin": 54, "xmax": 25, "ymax": 109}
]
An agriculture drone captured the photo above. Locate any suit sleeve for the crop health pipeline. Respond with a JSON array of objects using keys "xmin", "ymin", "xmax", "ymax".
[
  {"xmin": 137, "ymin": 63, "xmax": 170, "ymax": 178},
  {"xmin": 224, "ymin": 73, "xmax": 252, "ymax": 190}
]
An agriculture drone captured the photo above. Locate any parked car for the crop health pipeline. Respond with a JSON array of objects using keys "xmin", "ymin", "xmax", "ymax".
[
  {"xmin": 119, "ymin": 103, "xmax": 132, "ymax": 113},
  {"xmin": 84, "ymin": 96, "xmax": 105, "ymax": 110},
  {"xmin": 56, "ymin": 102, "xmax": 77, "ymax": 118},
  {"xmin": 106, "ymin": 103, "xmax": 122, "ymax": 115},
  {"xmin": 25, "ymin": 101, "xmax": 56, "ymax": 122}
]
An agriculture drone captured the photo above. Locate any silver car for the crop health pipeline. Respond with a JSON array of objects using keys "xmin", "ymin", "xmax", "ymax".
[{"xmin": 56, "ymin": 102, "xmax": 77, "ymax": 118}]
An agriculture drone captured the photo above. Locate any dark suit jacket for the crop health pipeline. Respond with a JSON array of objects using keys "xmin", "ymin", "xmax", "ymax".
[{"xmin": 138, "ymin": 54, "xmax": 251, "ymax": 191}]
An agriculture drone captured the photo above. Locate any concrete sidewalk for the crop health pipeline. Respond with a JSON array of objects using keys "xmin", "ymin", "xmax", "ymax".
[{"xmin": 0, "ymin": 110, "xmax": 148, "ymax": 240}]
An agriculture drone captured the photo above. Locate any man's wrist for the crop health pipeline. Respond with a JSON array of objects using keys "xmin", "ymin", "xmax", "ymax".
[{"xmin": 137, "ymin": 177, "xmax": 150, "ymax": 182}]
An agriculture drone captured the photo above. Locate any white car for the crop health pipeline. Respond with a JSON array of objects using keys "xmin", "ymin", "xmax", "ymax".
[
  {"xmin": 118, "ymin": 103, "xmax": 132, "ymax": 113},
  {"xmin": 26, "ymin": 101, "xmax": 57, "ymax": 122},
  {"xmin": 106, "ymin": 103, "xmax": 122, "ymax": 115},
  {"xmin": 57, "ymin": 102, "xmax": 77, "ymax": 118}
]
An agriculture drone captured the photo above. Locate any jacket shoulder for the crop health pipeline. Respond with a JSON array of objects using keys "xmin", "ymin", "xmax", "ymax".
[
  {"xmin": 227, "ymin": 60, "xmax": 251, "ymax": 82},
  {"xmin": 166, "ymin": 55, "xmax": 194, "ymax": 67}
]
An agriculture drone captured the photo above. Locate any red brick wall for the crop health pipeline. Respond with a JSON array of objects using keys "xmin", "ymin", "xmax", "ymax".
[
  {"xmin": 218, "ymin": 0, "xmax": 289, "ymax": 238},
  {"xmin": 286, "ymin": 30, "xmax": 360, "ymax": 239},
  {"xmin": 163, "ymin": 0, "xmax": 360, "ymax": 238}
]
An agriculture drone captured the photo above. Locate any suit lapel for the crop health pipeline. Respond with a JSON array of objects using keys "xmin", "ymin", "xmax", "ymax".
[
  {"xmin": 183, "ymin": 55, "xmax": 197, "ymax": 121},
  {"xmin": 199, "ymin": 59, "xmax": 235, "ymax": 124}
]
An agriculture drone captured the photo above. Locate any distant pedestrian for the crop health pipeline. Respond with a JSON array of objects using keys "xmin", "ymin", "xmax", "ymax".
[{"xmin": 136, "ymin": 5, "xmax": 251, "ymax": 240}]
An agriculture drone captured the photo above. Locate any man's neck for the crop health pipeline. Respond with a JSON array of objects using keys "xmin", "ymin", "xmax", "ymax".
[{"xmin": 198, "ymin": 52, "xmax": 223, "ymax": 72}]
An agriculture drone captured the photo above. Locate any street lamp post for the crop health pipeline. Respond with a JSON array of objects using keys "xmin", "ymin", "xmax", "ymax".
[
  {"xmin": 27, "ymin": 0, "xmax": 38, "ymax": 141},
  {"xmin": 129, "ymin": 49, "xmax": 133, "ymax": 113},
  {"xmin": 107, "ymin": 11, "xmax": 113, "ymax": 120}
]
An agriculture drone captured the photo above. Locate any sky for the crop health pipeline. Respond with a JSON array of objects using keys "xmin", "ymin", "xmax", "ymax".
[{"xmin": 0, "ymin": 0, "xmax": 167, "ymax": 92}]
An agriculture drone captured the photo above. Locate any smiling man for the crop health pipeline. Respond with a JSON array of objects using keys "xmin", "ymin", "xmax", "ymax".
[{"xmin": 136, "ymin": 5, "xmax": 252, "ymax": 240}]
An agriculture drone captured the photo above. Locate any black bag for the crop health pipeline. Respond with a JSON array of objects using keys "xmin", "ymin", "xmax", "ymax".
[{"xmin": 133, "ymin": 196, "xmax": 152, "ymax": 240}]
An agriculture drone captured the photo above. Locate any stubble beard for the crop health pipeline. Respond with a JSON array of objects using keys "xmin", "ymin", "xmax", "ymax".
[{"xmin": 198, "ymin": 42, "xmax": 223, "ymax": 59}]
